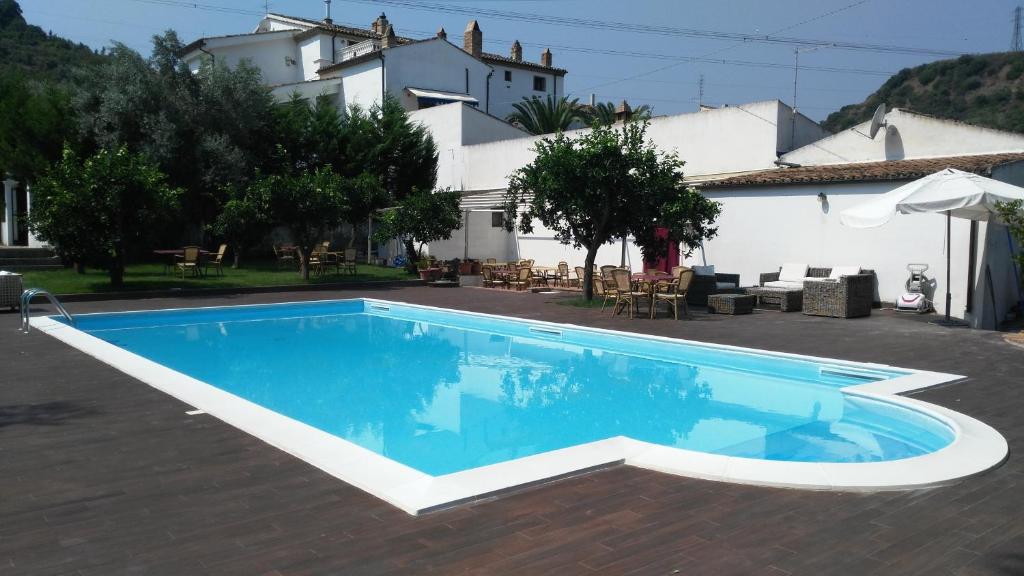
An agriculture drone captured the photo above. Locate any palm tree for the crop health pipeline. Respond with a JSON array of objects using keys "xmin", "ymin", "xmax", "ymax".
[
  {"xmin": 506, "ymin": 95, "xmax": 587, "ymax": 135},
  {"xmin": 588, "ymin": 100, "xmax": 654, "ymax": 127}
]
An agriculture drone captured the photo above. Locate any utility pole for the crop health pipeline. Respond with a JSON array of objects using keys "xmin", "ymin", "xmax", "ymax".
[{"xmin": 1013, "ymin": 6, "xmax": 1022, "ymax": 52}]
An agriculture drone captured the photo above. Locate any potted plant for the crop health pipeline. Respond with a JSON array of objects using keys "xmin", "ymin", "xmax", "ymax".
[
  {"xmin": 413, "ymin": 256, "xmax": 442, "ymax": 280},
  {"xmin": 458, "ymin": 258, "xmax": 474, "ymax": 275}
]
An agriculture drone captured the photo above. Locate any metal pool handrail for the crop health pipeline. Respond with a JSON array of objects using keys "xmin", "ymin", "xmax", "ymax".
[{"xmin": 20, "ymin": 288, "xmax": 74, "ymax": 333}]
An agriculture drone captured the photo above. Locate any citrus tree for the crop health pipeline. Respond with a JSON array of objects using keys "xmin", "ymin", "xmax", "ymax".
[
  {"xmin": 373, "ymin": 188, "xmax": 463, "ymax": 269},
  {"xmin": 29, "ymin": 146, "xmax": 181, "ymax": 285},
  {"xmin": 503, "ymin": 122, "xmax": 720, "ymax": 300}
]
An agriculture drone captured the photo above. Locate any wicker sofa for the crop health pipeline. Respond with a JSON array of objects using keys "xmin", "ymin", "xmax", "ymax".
[
  {"xmin": 688, "ymin": 267, "xmax": 742, "ymax": 306},
  {"xmin": 760, "ymin": 265, "xmax": 875, "ymax": 318}
]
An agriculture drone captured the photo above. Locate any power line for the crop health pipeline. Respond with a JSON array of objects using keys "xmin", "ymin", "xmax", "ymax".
[
  {"xmin": 127, "ymin": 0, "xmax": 265, "ymax": 16},
  {"xmin": 341, "ymin": 0, "xmax": 959, "ymax": 57}
]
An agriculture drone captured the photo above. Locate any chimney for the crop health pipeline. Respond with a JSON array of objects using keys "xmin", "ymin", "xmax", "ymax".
[
  {"xmin": 382, "ymin": 24, "xmax": 396, "ymax": 48},
  {"xmin": 511, "ymin": 40, "xmax": 522, "ymax": 62},
  {"xmin": 436, "ymin": 26, "xmax": 447, "ymax": 40},
  {"xmin": 540, "ymin": 48, "xmax": 552, "ymax": 67},
  {"xmin": 371, "ymin": 13, "xmax": 389, "ymax": 35},
  {"xmin": 323, "ymin": 0, "xmax": 332, "ymax": 25},
  {"xmin": 615, "ymin": 100, "xmax": 632, "ymax": 122},
  {"xmin": 464, "ymin": 20, "xmax": 482, "ymax": 58}
]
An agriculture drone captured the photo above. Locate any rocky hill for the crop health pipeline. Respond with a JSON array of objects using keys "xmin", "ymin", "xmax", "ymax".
[{"xmin": 822, "ymin": 52, "xmax": 1024, "ymax": 134}]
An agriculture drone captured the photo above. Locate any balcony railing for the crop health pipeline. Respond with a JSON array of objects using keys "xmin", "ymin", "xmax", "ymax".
[{"xmin": 337, "ymin": 39, "xmax": 381, "ymax": 62}]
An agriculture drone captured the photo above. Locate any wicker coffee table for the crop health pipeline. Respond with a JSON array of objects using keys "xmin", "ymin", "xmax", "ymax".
[
  {"xmin": 745, "ymin": 286, "xmax": 803, "ymax": 312},
  {"xmin": 707, "ymin": 293, "xmax": 756, "ymax": 315}
]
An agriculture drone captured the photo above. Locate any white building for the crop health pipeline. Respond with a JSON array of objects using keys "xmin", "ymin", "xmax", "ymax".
[
  {"xmin": 694, "ymin": 109, "xmax": 1024, "ymax": 329},
  {"xmin": 180, "ymin": 12, "xmax": 566, "ymax": 121},
  {"xmin": 428, "ymin": 100, "xmax": 831, "ymax": 268}
]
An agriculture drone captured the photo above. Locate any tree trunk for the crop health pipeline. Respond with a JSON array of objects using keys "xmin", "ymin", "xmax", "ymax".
[
  {"xmin": 298, "ymin": 247, "xmax": 310, "ymax": 281},
  {"xmin": 232, "ymin": 246, "xmax": 241, "ymax": 269},
  {"xmin": 403, "ymin": 238, "xmax": 418, "ymax": 273},
  {"xmin": 75, "ymin": 261, "xmax": 85, "ymax": 274},
  {"xmin": 109, "ymin": 247, "xmax": 125, "ymax": 288},
  {"xmin": 583, "ymin": 247, "xmax": 598, "ymax": 300}
]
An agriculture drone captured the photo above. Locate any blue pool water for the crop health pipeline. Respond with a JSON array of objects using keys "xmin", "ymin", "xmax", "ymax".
[{"xmin": 69, "ymin": 299, "xmax": 955, "ymax": 476}]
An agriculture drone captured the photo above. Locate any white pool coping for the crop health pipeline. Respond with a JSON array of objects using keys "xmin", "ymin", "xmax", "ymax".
[{"xmin": 30, "ymin": 297, "xmax": 1009, "ymax": 516}]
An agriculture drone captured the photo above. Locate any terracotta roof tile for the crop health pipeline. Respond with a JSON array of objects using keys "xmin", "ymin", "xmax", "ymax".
[{"xmin": 698, "ymin": 153, "xmax": 1024, "ymax": 189}]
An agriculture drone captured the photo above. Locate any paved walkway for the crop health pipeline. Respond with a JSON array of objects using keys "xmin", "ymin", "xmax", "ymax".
[{"xmin": 2, "ymin": 287, "xmax": 1021, "ymax": 575}]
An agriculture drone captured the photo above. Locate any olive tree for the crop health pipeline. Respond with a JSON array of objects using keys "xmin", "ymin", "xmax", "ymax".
[{"xmin": 504, "ymin": 122, "xmax": 720, "ymax": 300}]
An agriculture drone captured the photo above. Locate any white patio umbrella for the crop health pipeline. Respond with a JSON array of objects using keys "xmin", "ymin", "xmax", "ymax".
[{"xmin": 840, "ymin": 168, "xmax": 1024, "ymax": 324}]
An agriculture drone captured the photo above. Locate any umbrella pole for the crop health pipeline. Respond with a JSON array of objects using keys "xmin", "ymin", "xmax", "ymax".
[{"xmin": 945, "ymin": 210, "xmax": 952, "ymax": 323}]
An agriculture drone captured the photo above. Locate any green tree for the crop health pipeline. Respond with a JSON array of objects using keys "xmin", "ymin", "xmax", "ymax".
[
  {"xmin": 0, "ymin": 72, "xmax": 73, "ymax": 181},
  {"xmin": 373, "ymin": 188, "xmax": 463, "ymax": 266},
  {"xmin": 74, "ymin": 34, "xmax": 276, "ymax": 237},
  {"xmin": 996, "ymin": 200, "xmax": 1024, "ymax": 277},
  {"xmin": 506, "ymin": 95, "xmax": 587, "ymax": 135},
  {"xmin": 29, "ymin": 146, "xmax": 181, "ymax": 285},
  {"xmin": 261, "ymin": 167, "xmax": 349, "ymax": 280},
  {"xmin": 503, "ymin": 122, "xmax": 720, "ymax": 300},
  {"xmin": 213, "ymin": 183, "xmax": 272, "ymax": 269},
  {"xmin": 588, "ymin": 100, "xmax": 654, "ymax": 127}
]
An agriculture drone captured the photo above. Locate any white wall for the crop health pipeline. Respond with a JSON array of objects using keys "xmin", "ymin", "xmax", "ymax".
[
  {"xmin": 691, "ymin": 179, "xmax": 1021, "ymax": 327},
  {"xmin": 189, "ymin": 32, "xmax": 302, "ymax": 86},
  {"xmin": 487, "ymin": 62, "xmax": 564, "ymax": 121},
  {"xmin": 783, "ymin": 109, "xmax": 1024, "ymax": 166},
  {"xmin": 384, "ymin": 40, "xmax": 492, "ymax": 111},
  {"xmin": 270, "ymin": 78, "xmax": 341, "ymax": 102},
  {"xmin": 339, "ymin": 60, "xmax": 384, "ymax": 111},
  {"xmin": 457, "ymin": 101, "xmax": 822, "ymax": 192},
  {"xmin": 411, "ymin": 102, "xmax": 530, "ymax": 190}
]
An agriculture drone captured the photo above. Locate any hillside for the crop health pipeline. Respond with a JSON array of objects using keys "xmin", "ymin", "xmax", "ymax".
[
  {"xmin": 822, "ymin": 52, "xmax": 1024, "ymax": 134},
  {"xmin": 0, "ymin": 0, "xmax": 105, "ymax": 83}
]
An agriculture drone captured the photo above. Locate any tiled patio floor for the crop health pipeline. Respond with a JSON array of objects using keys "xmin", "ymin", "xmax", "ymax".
[{"xmin": 2, "ymin": 286, "xmax": 1021, "ymax": 575}]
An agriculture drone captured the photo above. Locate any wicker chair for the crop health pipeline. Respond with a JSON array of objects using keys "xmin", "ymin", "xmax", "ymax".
[
  {"xmin": 611, "ymin": 268, "xmax": 649, "ymax": 318},
  {"xmin": 652, "ymin": 267, "xmax": 695, "ymax": 320},
  {"xmin": 508, "ymin": 266, "xmax": 532, "ymax": 291},
  {"xmin": 803, "ymin": 274, "xmax": 875, "ymax": 318},
  {"xmin": 273, "ymin": 244, "xmax": 296, "ymax": 269},
  {"xmin": 175, "ymin": 246, "xmax": 202, "ymax": 278},
  {"xmin": 481, "ymin": 265, "xmax": 501, "ymax": 288},
  {"xmin": 342, "ymin": 248, "xmax": 358, "ymax": 275},
  {"xmin": 203, "ymin": 244, "xmax": 228, "ymax": 277},
  {"xmin": 687, "ymin": 271, "xmax": 742, "ymax": 306}
]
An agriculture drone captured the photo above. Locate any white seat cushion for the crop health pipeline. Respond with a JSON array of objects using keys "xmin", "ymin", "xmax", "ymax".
[
  {"xmin": 716, "ymin": 281, "xmax": 737, "ymax": 289},
  {"xmin": 778, "ymin": 262, "xmax": 808, "ymax": 282},
  {"xmin": 692, "ymin": 265, "xmax": 715, "ymax": 277},
  {"xmin": 829, "ymin": 265, "xmax": 862, "ymax": 279},
  {"xmin": 763, "ymin": 280, "xmax": 804, "ymax": 290}
]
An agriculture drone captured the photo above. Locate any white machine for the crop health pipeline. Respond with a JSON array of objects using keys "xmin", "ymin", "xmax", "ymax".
[{"xmin": 895, "ymin": 263, "xmax": 932, "ymax": 313}]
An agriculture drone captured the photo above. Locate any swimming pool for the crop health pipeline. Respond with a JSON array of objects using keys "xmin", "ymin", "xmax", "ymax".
[{"xmin": 33, "ymin": 298, "xmax": 1007, "ymax": 514}]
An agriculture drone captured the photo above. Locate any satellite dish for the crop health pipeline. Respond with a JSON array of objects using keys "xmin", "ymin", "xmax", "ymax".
[{"xmin": 868, "ymin": 103, "xmax": 887, "ymax": 139}]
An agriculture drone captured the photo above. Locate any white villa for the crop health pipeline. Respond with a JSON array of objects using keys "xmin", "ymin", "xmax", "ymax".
[
  {"xmin": 141, "ymin": 10, "xmax": 1024, "ymax": 329},
  {"xmin": 180, "ymin": 11, "xmax": 565, "ymax": 122}
]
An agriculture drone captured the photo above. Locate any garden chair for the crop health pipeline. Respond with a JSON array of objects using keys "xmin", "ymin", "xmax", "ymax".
[
  {"xmin": 556, "ymin": 261, "xmax": 570, "ymax": 287},
  {"xmin": 611, "ymin": 268, "xmax": 649, "ymax": 318},
  {"xmin": 486, "ymin": 258, "xmax": 497, "ymax": 265},
  {"xmin": 175, "ymin": 246, "xmax": 202, "ymax": 278},
  {"xmin": 306, "ymin": 245, "xmax": 325, "ymax": 276},
  {"xmin": 652, "ymin": 267, "xmax": 695, "ymax": 320},
  {"xmin": 204, "ymin": 244, "xmax": 227, "ymax": 277},
  {"xmin": 273, "ymin": 244, "xmax": 296, "ymax": 269},
  {"xmin": 593, "ymin": 272, "xmax": 618, "ymax": 312},
  {"xmin": 574, "ymin": 266, "xmax": 586, "ymax": 289},
  {"xmin": 508, "ymin": 266, "xmax": 532, "ymax": 291},
  {"xmin": 343, "ymin": 248, "xmax": 358, "ymax": 275},
  {"xmin": 481, "ymin": 266, "xmax": 502, "ymax": 288}
]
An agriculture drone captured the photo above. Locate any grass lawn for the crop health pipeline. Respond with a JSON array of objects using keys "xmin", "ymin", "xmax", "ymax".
[
  {"xmin": 553, "ymin": 296, "xmax": 608, "ymax": 309},
  {"xmin": 20, "ymin": 260, "xmax": 416, "ymax": 295}
]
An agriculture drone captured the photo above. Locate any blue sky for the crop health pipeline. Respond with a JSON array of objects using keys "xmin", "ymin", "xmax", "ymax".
[{"xmin": 20, "ymin": 0, "xmax": 1021, "ymax": 121}]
